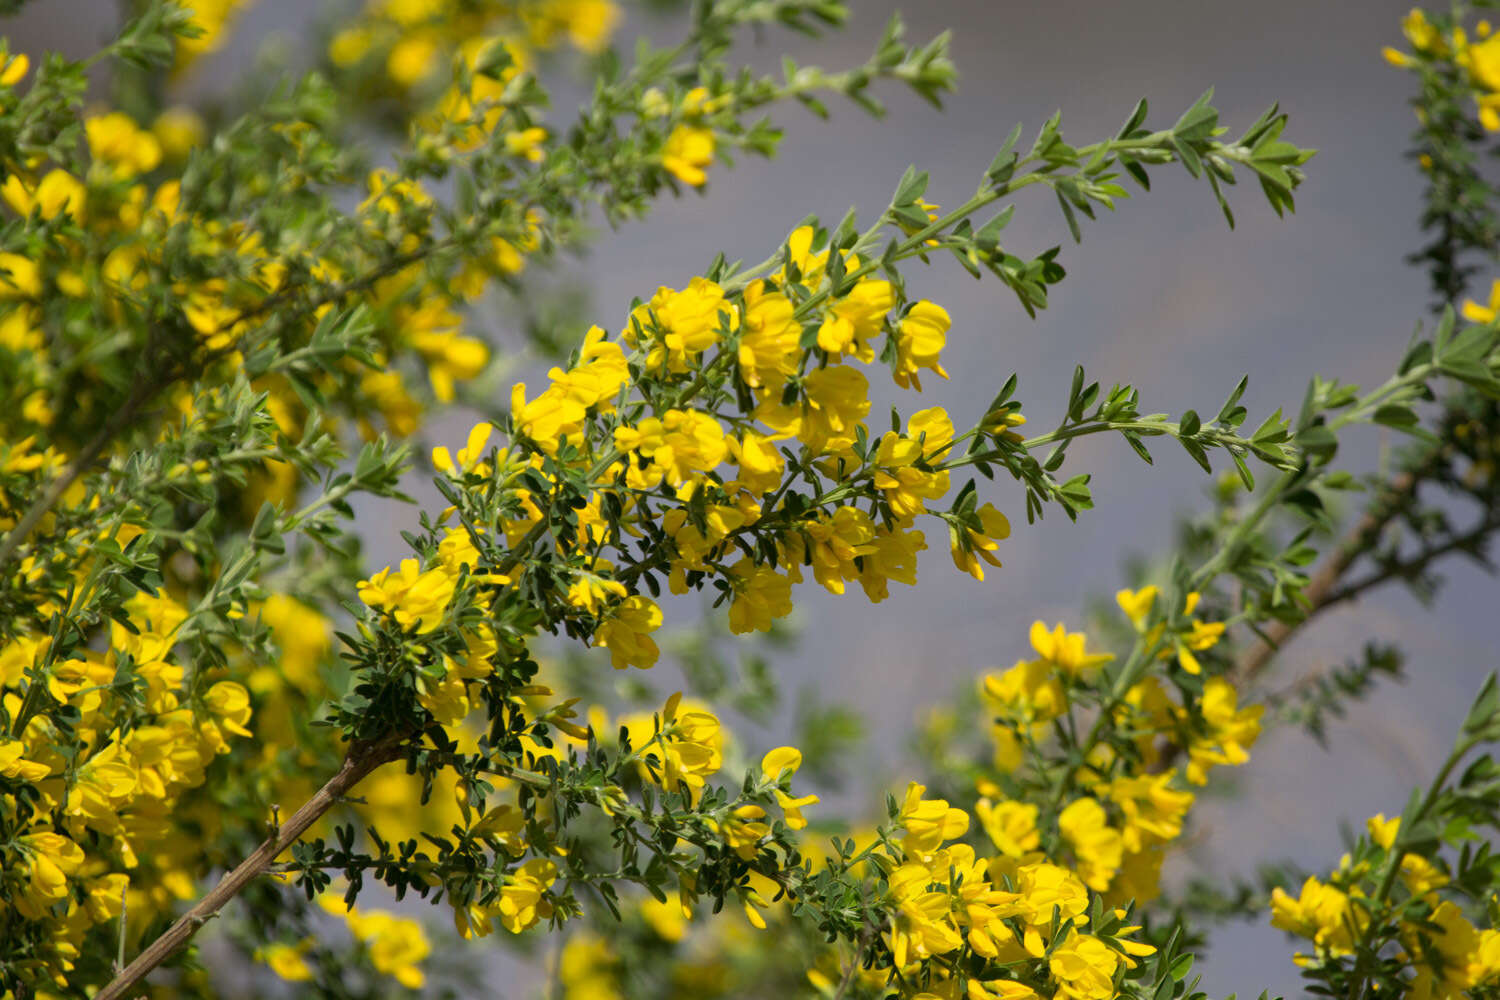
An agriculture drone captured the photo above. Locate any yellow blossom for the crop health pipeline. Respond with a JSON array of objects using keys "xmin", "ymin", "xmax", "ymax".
[{"xmin": 662, "ymin": 124, "xmax": 715, "ymax": 186}]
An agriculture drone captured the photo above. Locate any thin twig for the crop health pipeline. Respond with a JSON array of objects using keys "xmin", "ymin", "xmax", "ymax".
[{"xmin": 96, "ymin": 738, "xmax": 404, "ymax": 1000}]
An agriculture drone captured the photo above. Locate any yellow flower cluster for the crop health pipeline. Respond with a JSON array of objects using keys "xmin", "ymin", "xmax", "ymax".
[
  {"xmin": 1271, "ymin": 812, "xmax": 1500, "ymax": 994},
  {"xmin": 1386, "ymin": 8, "xmax": 1500, "ymax": 131},
  {"xmin": 0, "ymin": 589, "xmax": 255, "ymax": 990},
  {"xmin": 883, "ymin": 781, "xmax": 1157, "ymax": 1000}
]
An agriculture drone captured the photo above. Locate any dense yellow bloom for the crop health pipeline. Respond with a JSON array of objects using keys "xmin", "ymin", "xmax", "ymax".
[
  {"xmin": 0, "ymin": 738, "xmax": 51, "ymax": 782},
  {"xmin": 412, "ymin": 327, "xmax": 489, "ymax": 402},
  {"xmin": 0, "ymin": 251, "xmax": 41, "ymax": 298},
  {"xmin": 622, "ymin": 693, "xmax": 723, "ymax": 799},
  {"xmin": 858, "ymin": 523, "xmax": 927, "ymax": 602},
  {"xmin": 350, "ymin": 909, "xmax": 431, "ymax": 987},
  {"xmin": 990, "ymin": 862, "xmax": 1090, "ymax": 956},
  {"xmin": 799, "ymin": 364, "xmax": 873, "ymax": 448},
  {"xmin": 726, "ymin": 430, "xmax": 785, "ymax": 496},
  {"xmin": 253, "ymin": 593, "xmax": 331, "ymax": 694},
  {"xmin": 559, "ymin": 933, "xmax": 623, "ymax": 1000},
  {"xmin": 15, "ymin": 831, "xmax": 85, "ymax": 918},
  {"xmin": 793, "ymin": 505, "xmax": 878, "ymax": 595},
  {"xmin": 984, "ymin": 657, "xmax": 1067, "ymax": 722}
]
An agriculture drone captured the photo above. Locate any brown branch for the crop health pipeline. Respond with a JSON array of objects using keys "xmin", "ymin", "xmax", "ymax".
[
  {"xmin": 1228, "ymin": 457, "xmax": 1437, "ymax": 688},
  {"xmin": 96, "ymin": 738, "xmax": 404, "ymax": 1000},
  {"xmin": 1148, "ymin": 450, "xmax": 1447, "ymax": 774}
]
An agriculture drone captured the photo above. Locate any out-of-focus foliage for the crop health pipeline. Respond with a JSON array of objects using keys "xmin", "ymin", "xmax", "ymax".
[{"xmin": 0, "ymin": 3, "xmax": 1498, "ymax": 1000}]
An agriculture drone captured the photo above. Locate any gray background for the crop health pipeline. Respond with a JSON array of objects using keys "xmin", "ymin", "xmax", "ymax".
[{"xmin": 11, "ymin": 2, "xmax": 1493, "ymax": 997}]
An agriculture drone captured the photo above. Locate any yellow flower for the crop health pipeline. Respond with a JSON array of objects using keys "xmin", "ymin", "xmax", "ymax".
[
  {"xmin": 0, "ymin": 51, "xmax": 29, "ymax": 87},
  {"xmin": 357, "ymin": 558, "xmax": 458, "ymax": 633},
  {"xmin": 1366, "ymin": 812, "xmax": 1400, "ymax": 849},
  {"xmin": 726, "ymin": 430, "xmax": 786, "ymax": 496},
  {"xmin": 898, "ymin": 782, "xmax": 970, "ymax": 856},
  {"xmin": 974, "ymin": 798, "xmax": 1040, "ymax": 859},
  {"xmin": 204, "ymin": 680, "xmax": 254, "ymax": 740},
  {"xmin": 1049, "ymin": 933, "xmax": 1120, "ymax": 1000},
  {"xmin": 1462, "ymin": 278, "xmax": 1500, "ymax": 324},
  {"xmin": 1058, "ymin": 797, "xmax": 1123, "ymax": 892},
  {"xmin": 504, "ymin": 126, "xmax": 549, "ymax": 163},
  {"xmin": 726, "ymin": 559, "xmax": 793, "ymax": 634},
  {"xmin": 950, "ymin": 502, "xmax": 1011, "ymax": 581},
  {"xmin": 1105, "ymin": 771, "xmax": 1194, "ymax": 852},
  {"xmin": 990, "ymin": 862, "xmax": 1089, "ymax": 956},
  {"xmin": 0, "ymin": 738, "xmax": 51, "ymax": 782},
  {"xmin": 1270, "ymin": 876, "xmax": 1363, "ymax": 955},
  {"xmin": 713, "ymin": 803, "xmax": 771, "ymax": 859},
  {"xmin": 761, "ymin": 746, "xmax": 819, "ymax": 828},
  {"xmin": 736, "ymin": 281, "xmax": 801, "ymax": 388},
  {"xmin": 662, "ymin": 124, "xmax": 715, "ymax": 186},
  {"xmin": 1186, "ymin": 677, "xmax": 1263, "ymax": 784},
  {"xmin": 816, "ymin": 278, "xmax": 895, "ymax": 362},
  {"xmin": 1028, "ymin": 621, "xmax": 1113, "ymax": 676},
  {"xmin": 86, "ymin": 112, "xmax": 163, "ymax": 176},
  {"xmin": 874, "ymin": 406, "xmax": 954, "ymax": 520},
  {"xmin": 1115, "ymin": 585, "xmax": 1159, "ymax": 631},
  {"xmin": 433, "ymin": 422, "xmax": 494, "ymax": 478},
  {"xmin": 623, "ymin": 278, "xmax": 736, "ymax": 373},
  {"xmin": 2, "ymin": 169, "xmax": 86, "ymax": 220},
  {"xmin": 16, "ymin": 831, "xmax": 85, "ymax": 917},
  {"xmin": 256, "ymin": 940, "xmax": 315, "ymax": 982},
  {"xmin": 858, "ymin": 524, "xmax": 927, "ymax": 602},
  {"xmin": 893, "ymin": 300, "xmax": 951, "ymax": 390},
  {"xmin": 796, "ymin": 364, "xmax": 871, "ymax": 452},
  {"xmin": 0, "ymin": 252, "xmax": 41, "ymax": 299},
  {"xmin": 593, "ymin": 595, "xmax": 663, "ymax": 669}
]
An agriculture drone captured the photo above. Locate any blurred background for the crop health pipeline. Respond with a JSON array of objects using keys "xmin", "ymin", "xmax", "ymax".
[{"xmin": 9, "ymin": 1, "xmax": 1484, "ymax": 997}]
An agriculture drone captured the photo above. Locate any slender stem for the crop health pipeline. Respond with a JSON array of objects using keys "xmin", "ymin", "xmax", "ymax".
[{"xmin": 96, "ymin": 738, "xmax": 404, "ymax": 1000}]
